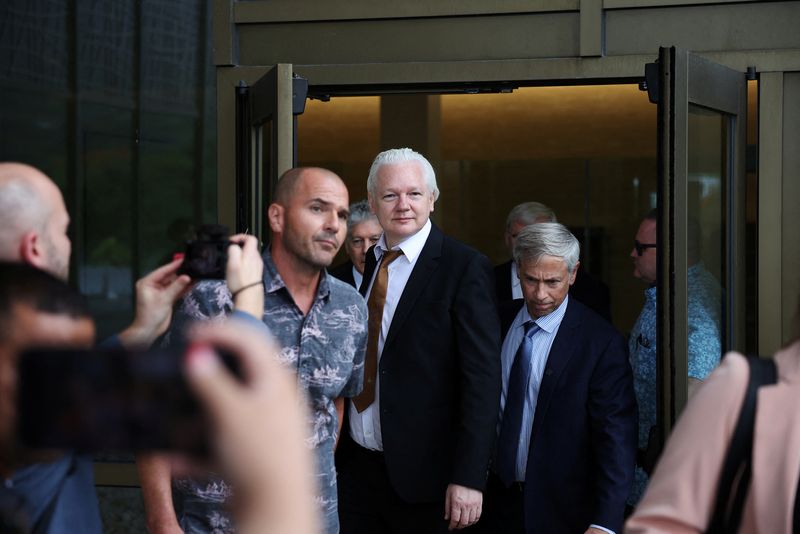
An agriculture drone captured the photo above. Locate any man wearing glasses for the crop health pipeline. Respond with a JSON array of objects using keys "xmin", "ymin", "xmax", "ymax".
[{"xmin": 627, "ymin": 209, "xmax": 722, "ymax": 507}]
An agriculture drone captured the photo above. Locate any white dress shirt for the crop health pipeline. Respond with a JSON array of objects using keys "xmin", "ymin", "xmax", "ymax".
[
  {"xmin": 352, "ymin": 265, "xmax": 363, "ymax": 291},
  {"xmin": 510, "ymin": 261, "xmax": 523, "ymax": 300},
  {"xmin": 499, "ymin": 295, "xmax": 567, "ymax": 480},
  {"xmin": 499, "ymin": 295, "xmax": 615, "ymax": 534},
  {"xmin": 348, "ymin": 219, "xmax": 432, "ymax": 450}
]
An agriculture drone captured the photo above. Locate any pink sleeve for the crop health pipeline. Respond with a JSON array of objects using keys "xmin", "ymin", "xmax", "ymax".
[{"xmin": 625, "ymin": 353, "xmax": 750, "ymax": 534}]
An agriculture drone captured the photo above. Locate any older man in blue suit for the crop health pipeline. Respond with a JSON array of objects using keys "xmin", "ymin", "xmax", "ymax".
[{"xmin": 479, "ymin": 223, "xmax": 637, "ymax": 534}]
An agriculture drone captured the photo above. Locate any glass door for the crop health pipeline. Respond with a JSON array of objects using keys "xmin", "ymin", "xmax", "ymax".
[
  {"xmin": 236, "ymin": 64, "xmax": 307, "ymax": 241},
  {"xmin": 654, "ymin": 47, "xmax": 747, "ymax": 441}
]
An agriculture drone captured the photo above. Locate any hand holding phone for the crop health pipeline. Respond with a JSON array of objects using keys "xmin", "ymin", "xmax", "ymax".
[{"xmin": 16, "ymin": 344, "xmax": 240, "ymax": 457}]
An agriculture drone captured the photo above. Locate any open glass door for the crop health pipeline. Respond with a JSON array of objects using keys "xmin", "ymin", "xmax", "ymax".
[
  {"xmin": 654, "ymin": 47, "xmax": 747, "ymax": 442},
  {"xmin": 236, "ymin": 64, "xmax": 307, "ymax": 241}
]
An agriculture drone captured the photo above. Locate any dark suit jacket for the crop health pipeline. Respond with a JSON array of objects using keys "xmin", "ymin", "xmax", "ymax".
[
  {"xmin": 339, "ymin": 223, "xmax": 502, "ymax": 503},
  {"xmin": 494, "ymin": 260, "xmax": 613, "ymax": 323},
  {"xmin": 329, "ymin": 260, "xmax": 357, "ymax": 288},
  {"xmin": 498, "ymin": 298, "xmax": 637, "ymax": 533}
]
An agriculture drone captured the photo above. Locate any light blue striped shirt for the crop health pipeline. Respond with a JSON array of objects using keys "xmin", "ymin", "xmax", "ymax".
[{"xmin": 498, "ymin": 295, "xmax": 569, "ymax": 481}]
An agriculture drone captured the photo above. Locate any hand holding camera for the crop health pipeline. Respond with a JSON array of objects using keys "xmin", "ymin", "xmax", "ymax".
[
  {"xmin": 178, "ymin": 224, "xmax": 264, "ymax": 319},
  {"xmin": 118, "ymin": 258, "xmax": 193, "ymax": 350},
  {"xmin": 225, "ymin": 234, "xmax": 264, "ymax": 320}
]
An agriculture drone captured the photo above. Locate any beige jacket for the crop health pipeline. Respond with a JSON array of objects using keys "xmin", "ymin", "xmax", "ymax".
[{"xmin": 626, "ymin": 340, "xmax": 800, "ymax": 534}]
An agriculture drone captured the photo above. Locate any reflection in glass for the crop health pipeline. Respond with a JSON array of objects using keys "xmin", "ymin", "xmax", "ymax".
[{"xmin": 686, "ymin": 105, "xmax": 726, "ymax": 383}]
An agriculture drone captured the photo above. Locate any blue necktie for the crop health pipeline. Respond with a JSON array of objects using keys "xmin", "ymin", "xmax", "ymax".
[{"xmin": 495, "ymin": 320, "xmax": 539, "ymax": 486}]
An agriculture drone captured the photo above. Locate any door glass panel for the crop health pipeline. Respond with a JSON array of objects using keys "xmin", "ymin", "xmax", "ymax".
[
  {"xmin": 686, "ymin": 104, "xmax": 725, "ymax": 379},
  {"xmin": 258, "ymin": 121, "xmax": 272, "ymax": 238}
]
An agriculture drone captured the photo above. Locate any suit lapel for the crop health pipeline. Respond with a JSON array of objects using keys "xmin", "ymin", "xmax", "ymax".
[
  {"xmin": 382, "ymin": 224, "xmax": 443, "ymax": 353},
  {"xmin": 528, "ymin": 300, "xmax": 582, "ymax": 444},
  {"xmin": 360, "ymin": 246, "xmax": 378, "ymax": 297}
]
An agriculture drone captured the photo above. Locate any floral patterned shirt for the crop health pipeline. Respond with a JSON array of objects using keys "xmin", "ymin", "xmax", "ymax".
[
  {"xmin": 628, "ymin": 263, "xmax": 722, "ymax": 504},
  {"xmin": 166, "ymin": 250, "xmax": 368, "ymax": 534}
]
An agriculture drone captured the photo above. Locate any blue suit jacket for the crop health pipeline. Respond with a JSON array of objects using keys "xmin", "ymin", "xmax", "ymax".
[{"xmin": 500, "ymin": 298, "xmax": 637, "ymax": 533}]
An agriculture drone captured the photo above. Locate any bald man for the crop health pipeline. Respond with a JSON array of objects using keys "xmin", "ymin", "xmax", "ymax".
[
  {"xmin": 0, "ymin": 162, "xmax": 200, "ymax": 533},
  {"xmin": 0, "ymin": 161, "xmax": 193, "ymax": 349},
  {"xmin": 0, "ymin": 163, "xmax": 71, "ymax": 280},
  {"xmin": 139, "ymin": 167, "xmax": 368, "ymax": 534}
]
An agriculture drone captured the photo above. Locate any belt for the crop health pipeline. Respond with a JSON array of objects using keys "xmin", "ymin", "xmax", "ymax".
[{"xmin": 353, "ymin": 443, "xmax": 385, "ymax": 460}]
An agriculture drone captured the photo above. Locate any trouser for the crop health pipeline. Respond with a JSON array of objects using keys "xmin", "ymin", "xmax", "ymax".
[{"xmin": 337, "ymin": 443, "xmax": 450, "ymax": 534}]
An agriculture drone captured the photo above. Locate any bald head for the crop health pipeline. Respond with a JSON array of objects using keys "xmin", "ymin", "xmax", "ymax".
[
  {"xmin": 274, "ymin": 167, "xmax": 343, "ymax": 206},
  {"xmin": 268, "ymin": 167, "xmax": 350, "ymax": 273},
  {"xmin": 0, "ymin": 163, "xmax": 71, "ymax": 280}
]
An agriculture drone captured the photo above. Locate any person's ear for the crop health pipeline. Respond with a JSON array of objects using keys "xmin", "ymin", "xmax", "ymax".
[
  {"xmin": 267, "ymin": 203, "xmax": 284, "ymax": 234},
  {"xmin": 19, "ymin": 231, "xmax": 46, "ymax": 270},
  {"xmin": 367, "ymin": 193, "xmax": 377, "ymax": 215},
  {"xmin": 569, "ymin": 260, "xmax": 580, "ymax": 286}
]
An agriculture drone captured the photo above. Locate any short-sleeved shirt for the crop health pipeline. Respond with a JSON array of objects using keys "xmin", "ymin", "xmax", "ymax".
[
  {"xmin": 5, "ymin": 453, "xmax": 102, "ymax": 534},
  {"xmin": 167, "ymin": 250, "xmax": 368, "ymax": 534},
  {"xmin": 628, "ymin": 263, "xmax": 722, "ymax": 504}
]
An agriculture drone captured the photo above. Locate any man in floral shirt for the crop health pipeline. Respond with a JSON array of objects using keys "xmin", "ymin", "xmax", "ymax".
[
  {"xmin": 627, "ymin": 210, "xmax": 721, "ymax": 506},
  {"xmin": 138, "ymin": 167, "xmax": 368, "ymax": 534}
]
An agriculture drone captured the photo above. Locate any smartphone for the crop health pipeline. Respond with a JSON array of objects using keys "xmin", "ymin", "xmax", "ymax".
[{"xmin": 16, "ymin": 346, "xmax": 224, "ymax": 457}]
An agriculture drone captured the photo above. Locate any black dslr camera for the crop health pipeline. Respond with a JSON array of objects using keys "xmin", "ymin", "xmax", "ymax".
[{"xmin": 179, "ymin": 224, "xmax": 233, "ymax": 280}]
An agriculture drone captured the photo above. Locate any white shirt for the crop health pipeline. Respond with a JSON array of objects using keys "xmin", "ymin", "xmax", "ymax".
[
  {"xmin": 352, "ymin": 265, "xmax": 363, "ymax": 291},
  {"xmin": 348, "ymin": 219, "xmax": 433, "ymax": 450},
  {"xmin": 499, "ymin": 296, "xmax": 615, "ymax": 534},
  {"xmin": 499, "ymin": 295, "xmax": 567, "ymax": 481},
  {"xmin": 510, "ymin": 261, "xmax": 523, "ymax": 300}
]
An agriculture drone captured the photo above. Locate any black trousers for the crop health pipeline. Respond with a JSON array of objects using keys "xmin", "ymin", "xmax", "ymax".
[
  {"xmin": 474, "ymin": 472, "xmax": 525, "ymax": 534},
  {"xmin": 337, "ymin": 443, "xmax": 450, "ymax": 534}
]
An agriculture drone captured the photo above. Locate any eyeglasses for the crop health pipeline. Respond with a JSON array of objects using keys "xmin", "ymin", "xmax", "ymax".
[{"xmin": 633, "ymin": 240, "xmax": 657, "ymax": 256}]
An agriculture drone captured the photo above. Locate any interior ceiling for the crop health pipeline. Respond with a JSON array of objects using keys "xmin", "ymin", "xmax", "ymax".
[{"xmin": 298, "ymin": 84, "xmax": 657, "ymax": 163}]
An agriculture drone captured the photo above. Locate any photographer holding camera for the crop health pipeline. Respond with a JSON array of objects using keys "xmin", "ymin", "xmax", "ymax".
[{"xmin": 0, "ymin": 162, "xmax": 270, "ymax": 532}]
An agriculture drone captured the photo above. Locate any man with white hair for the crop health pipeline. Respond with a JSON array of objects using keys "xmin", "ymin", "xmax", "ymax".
[
  {"xmin": 336, "ymin": 148, "xmax": 501, "ymax": 533},
  {"xmin": 495, "ymin": 201, "xmax": 612, "ymax": 321},
  {"xmin": 479, "ymin": 223, "xmax": 636, "ymax": 534},
  {"xmin": 330, "ymin": 199, "xmax": 382, "ymax": 289}
]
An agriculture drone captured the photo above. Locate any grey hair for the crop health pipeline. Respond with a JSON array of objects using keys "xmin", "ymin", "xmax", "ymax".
[
  {"xmin": 366, "ymin": 148, "xmax": 440, "ymax": 201},
  {"xmin": 0, "ymin": 176, "xmax": 47, "ymax": 260},
  {"xmin": 513, "ymin": 223, "xmax": 580, "ymax": 274},
  {"xmin": 347, "ymin": 199, "xmax": 378, "ymax": 234},
  {"xmin": 506, "ymin": 201, "xmax": 557, "ymax": 230}
]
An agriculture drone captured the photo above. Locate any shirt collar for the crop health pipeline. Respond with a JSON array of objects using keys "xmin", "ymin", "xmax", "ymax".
[
  {"xmin": 352, "ymin": 265, "xmax": 363, "ymax": 289},
  {"xmin": 514, "ymin": 294, "xmax": 570, "ymax": 334},
  {"xmin": 373, "ymin": 219, "xmax": 432, "ymax": 264},
  {"xmin": 263, "ymin": 248, "xmax": 330, "ymax": 300}
]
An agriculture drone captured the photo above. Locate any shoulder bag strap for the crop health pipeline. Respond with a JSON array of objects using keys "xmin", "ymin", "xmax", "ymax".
[{"xmin": 707, "ymin": 355, "xmax": 776, "ymax": 534}]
